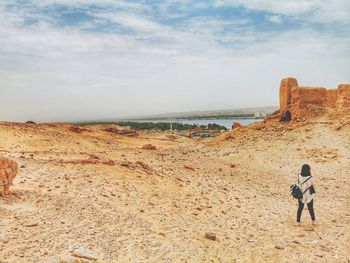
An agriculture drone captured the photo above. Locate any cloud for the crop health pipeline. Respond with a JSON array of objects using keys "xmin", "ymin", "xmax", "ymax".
[
  {"xmin": 213, "ymin": 0, "xmax": 320, "ymax": 15},
  {"xmin": 266, "ymin": 15, "xmax": 282, "ymax": 24},
  {"xmin": 32, "ymin": 0, "xmax": 148, "ymax": 11},
  {"xmin": 213, "ymin": 0, "xmax": 350, "ymax": 23},
  {"xmin": 0, "ymin": 0, "xmax": 349, "ymax": 122}
]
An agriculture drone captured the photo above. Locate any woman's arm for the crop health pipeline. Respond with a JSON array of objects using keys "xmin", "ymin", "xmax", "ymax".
[{"xmin": 311, "ymin": 177, "xmax": 316, "ymax": 188}]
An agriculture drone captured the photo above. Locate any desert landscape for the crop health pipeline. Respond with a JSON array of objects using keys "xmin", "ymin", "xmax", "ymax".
[{"xmin": 0, "ymin": 79, "xmax": 349, "ymax": 263}]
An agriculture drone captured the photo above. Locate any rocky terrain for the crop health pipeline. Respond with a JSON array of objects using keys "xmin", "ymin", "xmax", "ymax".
[{"xmin": 0, "ymin": 112, "xmax": 349, "ymax": 262}]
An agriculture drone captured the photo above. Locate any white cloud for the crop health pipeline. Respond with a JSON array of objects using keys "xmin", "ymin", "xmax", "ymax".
[
  {"xmin": 32, "ymin": 0, "xmax": 149, "ymax": 11},
  {"xmin": 266, "ymin": 15, "xmax": 282, "ymax": 24},
  {"xmin": 213, "ymin": 0, "xmax": 350, "ymax": 23},
  {"xmin": 0, "ymin": 1, "xmax": 349, "ymax": 122},
  {"xmin": 213, "ymin": 0, "xmax": 320, "ymax": 15}
]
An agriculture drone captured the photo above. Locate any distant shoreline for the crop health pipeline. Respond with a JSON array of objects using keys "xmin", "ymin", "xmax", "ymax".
[
  {"xmin": 77, "ymin": 117, "xmax": 263, "ymax": 130},
  {"xmin": 131, "ymin": 116, "xmax": 264, "ymax": 121}
]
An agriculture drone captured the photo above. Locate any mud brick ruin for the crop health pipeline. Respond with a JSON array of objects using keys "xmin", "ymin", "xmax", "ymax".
[{"xmin": 279, "ymin": 77, "xmax": 350, "ymax": 121}]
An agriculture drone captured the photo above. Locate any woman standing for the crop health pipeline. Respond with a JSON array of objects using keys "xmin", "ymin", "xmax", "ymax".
[{"xmin": 297, "ymin": 164, "xmax": 316, "ymax": 225}]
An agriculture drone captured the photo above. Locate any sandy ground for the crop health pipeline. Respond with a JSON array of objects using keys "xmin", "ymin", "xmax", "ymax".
[{"xmin": 0, "ymin": 116, "xmax": 349, "ymax": 263}]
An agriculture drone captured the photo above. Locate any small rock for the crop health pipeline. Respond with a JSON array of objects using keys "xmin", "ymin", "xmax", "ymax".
[
  {"xmin": 136, "ymin": 161, "xmax": 151, "ymax": 171},
  {"xmin": 0, "ymin": 232, "xmax": 9, "ymax": 243},
  {"xmin": 205, "ymin": 232, "xmax": 217, "ymax": 241},
  {"xmin": 72, "ymin": 246, "xmax": 99, "ymax": 261},
  {"xmin": 183, "ymin": 165, "xmax": 195, "ymax": 171},
  {"xmin": 121, "ymin": 162, "xmax": 131, "ymax": 168},
  {"xmin": 87, "ymin": 153, "xmax": 100, "ymax": 160},
  {"xmin": 275, "ymin": 244, "xmax": 285, "ymax": 250},
  {"xmin": 103, "ymin": 160, "xmax": 115, "ymax": 166},
  {"xmin": 142, "ymin": 144, "xmax": 157, "ymax": 150},
  {"xmin": 22, "ymin": 220, "xmax": 39, "ymax": 227}
]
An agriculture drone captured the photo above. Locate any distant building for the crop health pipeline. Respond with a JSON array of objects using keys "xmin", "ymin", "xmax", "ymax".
[{"xmin": 254, "ymin": 112, "xmax": 266, "ymax": 118}]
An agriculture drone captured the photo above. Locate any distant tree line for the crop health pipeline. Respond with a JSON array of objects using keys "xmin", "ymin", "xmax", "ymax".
[
  {"xmin": 79, "ymin": 121, "xmax": 227, "ymax": 131},
  {"xmin": 114, "ymin": 122, "xmax": 227, "ymax": 131}
]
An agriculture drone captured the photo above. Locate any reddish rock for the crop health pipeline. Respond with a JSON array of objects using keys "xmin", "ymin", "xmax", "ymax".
[
  {"xmin": 275, "ymin": 244, "xmax": 285, "ymax": 250},
  {"xmin": 25, "ymin": 121, "xmax": 36, "ymax": 125},
  {"xmin": 0, "ymin": 157, "xmax": 18, "ymax": 195},
  {"xmin": 183, "ymin": 165, "xmax": 195, "ymax": 171},
  {"xmin": 232, "ymin": 122, "xmax": 241, "ymax": 129},
  {"xmin": 22, "ymin": 220, "xmax": 39, "ymax": 227},
  {"xmin": 118, "ymin": 129, "xmax": 139, "ymax": 136},
  {"xmin": 103, "ymin": 160, "xmax": 115, "ymax": 166},
  {"xmin": 87, "ymin": 153, "xmax": 100, "ymax": 160},
  {"xmin": 72, "ymin": 247, "xmax": 99, "ymax": 261},
  {"xmin": 166, "ymin": 135, "xmax": 178, "ymax": 140},
  {"xmin": 69, "ymin": 126, "xmax": 90, "ymax": 133},
  {"xmin": 225, "ymin": 134, "xmax": 234, "ymax": 140},
  {"xmin": 205, "ymin": 232, "xmax": 217, "ymax": 241},
  {"xmin": 79, "ymin": 160, "xmax": 98, "ymax": 165},
  {"xmin": 136, "ymin": 161, "xmax": 151, "ymax": 171},
  {"xmin": 121, "ymin": 161, "xmax": 132, "ymax": 168},
  {"xmin": 104, "ymin": 127, "xmax": 118, "ymax": 133},
  {"xmin": 142, "ymin": 144, "xmax": 157, "ymax": 150},
  {"xmin": 104, "ymin": 127, "xmax": 139, "ymax": 137}
]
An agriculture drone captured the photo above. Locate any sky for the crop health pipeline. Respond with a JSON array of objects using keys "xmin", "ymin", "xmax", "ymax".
[{"xmin": 0, "ymin": 0, "xmax": 349, "ymax": 122}]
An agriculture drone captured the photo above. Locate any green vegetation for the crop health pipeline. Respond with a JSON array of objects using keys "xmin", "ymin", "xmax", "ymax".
[
  {"xmin": 79, "ymin": 121, "xmax": 227, "ymax": 131},
  {"xmin": 139, "ymin": 114, "xmax": 256, "ymax": 121}
]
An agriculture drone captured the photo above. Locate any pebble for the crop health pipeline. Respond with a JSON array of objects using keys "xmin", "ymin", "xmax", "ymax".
[
  {"xmin": 72, "ymin": 246, "xmax": 99, "ymax": 261},
  {"xmin": 205, "ymin": 233, "xmax": 217, "ymax": 241},
  {"xmin": 22, "ymin": 220, "xmax": 39, "ymax": 227},
  {"xmin": 275, "ymin": 244, "xmax": 285, "ymax": 250},
  {"xmin": 0, "ymin": 232, "xmax": 9, "ymax": 243}
]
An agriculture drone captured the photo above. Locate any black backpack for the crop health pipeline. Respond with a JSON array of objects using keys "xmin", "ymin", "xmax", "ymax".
[{"xmin": 290, "ymin": 176, "xmax": 312, "ymax": 199}]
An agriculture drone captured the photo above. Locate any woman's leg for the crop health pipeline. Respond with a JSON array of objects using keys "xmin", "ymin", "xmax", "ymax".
[
  {"xmin": 307, "ymin": 200, "xmax": 316, "ymax": 221},
  {"xmin": 297, "ymin": 200, "xmax": 304, "ymax": 223}
]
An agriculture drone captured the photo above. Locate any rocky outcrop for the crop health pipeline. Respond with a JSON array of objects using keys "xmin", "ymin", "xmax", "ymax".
[
  {"xmin": 104, "ymin": 127, "xmax": 139, "ymax": 137},
  {"xmin": 0, "ymin": 157, "xmax": 18, "ymax": 195},
  {"xmin": 25, "ymin": 121, "xmax": 36, "ymax": 125},
  {"xmin": 69, "ymin": 126, "xmax": 91, "ymax": 133},
  {"xmin": 279, "ymin": 78, "xmax": 350, "ymax": 121},
  {"xmin": 232, "ymin": 122, "xmax": 241, "ymax": 129}
]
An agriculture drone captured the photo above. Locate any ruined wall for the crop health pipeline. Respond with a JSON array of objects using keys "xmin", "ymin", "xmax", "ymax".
[
  {"xmin": 336, "ymin": 84, "xmax": 350, "ymax": 113},
  {"xmin": 327, "ymin": 89, "xmax": 338, "ymax": 108},
  {"xmin": 279, "ymin": 78, "xmax": 349, "ymax": 121},
  {"xmin": 297, "ymin": 87, "xmax": 327, "ymax": 106},
  {"xmin": 279, "ymin": 78, "xmax": 298, "ymax": 113}
]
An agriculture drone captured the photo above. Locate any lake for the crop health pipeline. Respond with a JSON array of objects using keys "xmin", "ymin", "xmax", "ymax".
[{"xmin": 132, "ymin": 118, "xmax": 263, "ymax": 129}]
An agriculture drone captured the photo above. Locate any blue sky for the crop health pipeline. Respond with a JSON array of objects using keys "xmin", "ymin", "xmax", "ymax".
[{"xmin": 0, "ymin": 0, "xmax": 349, "ymax": 122}]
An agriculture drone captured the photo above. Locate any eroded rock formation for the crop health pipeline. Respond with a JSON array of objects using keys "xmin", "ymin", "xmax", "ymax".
[
  {"xmin": 0, "ymin": 157, "xmax": 18, "ymax": 195},
  {"xmin": 279, "ymin": 77, "xmax": 350, "ymax": 121}
]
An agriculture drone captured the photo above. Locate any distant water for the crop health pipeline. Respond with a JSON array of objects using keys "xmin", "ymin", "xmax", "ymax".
[{"xmin": 133, "ymin": 118, "xmax": 263, "ymax": 129}]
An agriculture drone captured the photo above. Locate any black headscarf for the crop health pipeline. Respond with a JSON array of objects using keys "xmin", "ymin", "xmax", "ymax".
[{"xmin": 301, "ymin": 164, "xmax": 311, "ymax": 177}]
